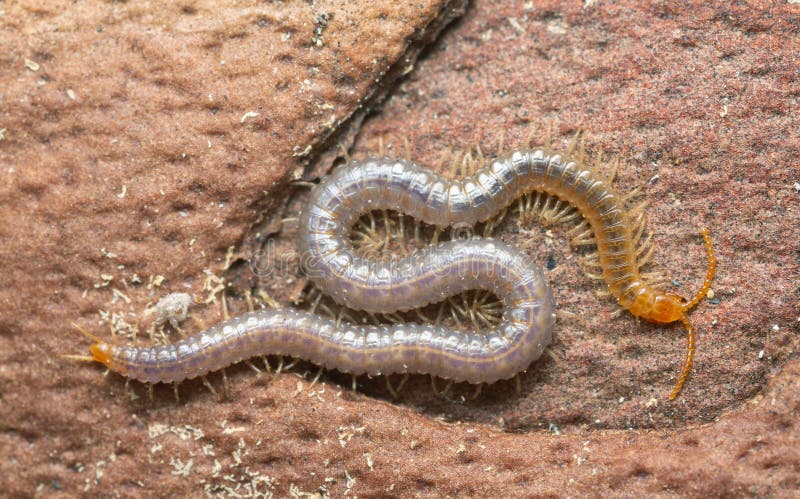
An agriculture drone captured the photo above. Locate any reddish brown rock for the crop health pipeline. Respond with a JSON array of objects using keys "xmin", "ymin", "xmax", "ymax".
[{"xmin": 1, "ymin": 0, "xmax": 798, "ymax": 497}]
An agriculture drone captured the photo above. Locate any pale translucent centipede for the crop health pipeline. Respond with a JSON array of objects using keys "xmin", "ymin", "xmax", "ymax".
[{"xmin": 77, "ymin": 149, "xmax": 716, "ymax": 398}]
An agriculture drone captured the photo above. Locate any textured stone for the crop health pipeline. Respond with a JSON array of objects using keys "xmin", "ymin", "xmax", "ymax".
[{"xmin": 1, "ymin": 0, "xmax": 798, "ymax": 496}]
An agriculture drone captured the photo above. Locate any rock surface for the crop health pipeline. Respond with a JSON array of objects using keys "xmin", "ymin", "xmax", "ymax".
[{"xmin": 1, "ymin": 0, "xmax": 798, "ymax": 496}]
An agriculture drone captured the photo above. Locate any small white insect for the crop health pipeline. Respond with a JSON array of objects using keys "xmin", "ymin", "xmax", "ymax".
[{"xmin": 146, "ymin": 292, "xmax": 194, "ymax": 329}]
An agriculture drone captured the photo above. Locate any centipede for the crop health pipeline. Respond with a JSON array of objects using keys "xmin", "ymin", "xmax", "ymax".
[{"xmin": 70, "ymin": 148, "xmax": 716, "ymax": 400}]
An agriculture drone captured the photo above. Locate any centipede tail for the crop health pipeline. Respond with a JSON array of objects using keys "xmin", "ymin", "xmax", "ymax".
[
  {"xmin": 670, "ymin": 315, "xmax": 697, "ymax": 400},
  {"xmin": 666, "ymin": 228, "xmax": 717, "ymax": 399},
  {"xmin": 683, "ymin": 228, "xmax": 717, "ymax": 313}
]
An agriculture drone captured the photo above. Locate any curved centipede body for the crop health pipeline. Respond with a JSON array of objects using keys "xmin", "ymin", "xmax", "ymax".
[{"xmin": 76, "ymin": 149, "xmax": 716, "ymax": 399}]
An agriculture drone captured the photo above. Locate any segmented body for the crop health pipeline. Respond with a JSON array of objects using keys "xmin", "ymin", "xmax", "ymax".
[{"xmin": 91, "ymin": 149, "xmax": 708, "ymax": 392}]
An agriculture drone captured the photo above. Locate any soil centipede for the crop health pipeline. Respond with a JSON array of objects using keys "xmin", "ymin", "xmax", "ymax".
[{"xmin": 73, "ymin": 149, "xmax": 716, "ymax": 399}]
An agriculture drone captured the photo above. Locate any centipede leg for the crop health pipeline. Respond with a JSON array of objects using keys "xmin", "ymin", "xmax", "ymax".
[
  {"xmin": 447, "ymin": 150, "xmax": 462, "ymax": 177},
  {"xmin": 385, "ymin": 376, "xmax": 400, "ymax": 400},
  {"xmin": 565, "ymin": 130, "xmax": 582, "ymax": 156},
  {"xmin": 579, "ymin": 252, "xmax": 601, "ymax": 268},
  {"xmin": 381, "ymin": 209, "xmax": 391, "ymax": 248},
  {"xmin": 515, "ymin": 375, "xmax": 522, "ymax": 395},
  {"xmin": 584, "ymin": 271, "xmax": 606, "ymax": 281},
  {"xmin": 635, "ymin": 233, "xmax": 655, "ymax": 268},
  {"xmin": 395, "ymin": 374, "xmax": 409, "ymax": 395},
  {"xmin": 309, "ymin": 367, "xmax": 323, "ymax": 388},
  {"xmin": 606, "ymin": 157, "xmax": 619, "ymax": 185},
  {"xmin": 555, "ymin": 309, "xmax": 590, "ymax": 334},
  {"xmin": 544, "ymin": 347, "xmax": 563, "ymax": 367},
  {"xmin": 431, "ymin": 377, "xmax": 452, "ymax": 397},
  {"xmin": 476, "ymin": 144, "xmax": 485, "ymax": 168},
  {"xmin": 433, "ymin": 146, "xmax": 451, "ymax": 171},
  {"xmin": 470, "ymin": 383, "xmax": 483, "ymax": 400},
  {"xmin": 173, "ymin": 383, "xmax": 180, "ymax": 404},
  {"xmin": 524, "ymin": 127, "xmax": 537, "ymax": 150},
  {"xmin": 351, "ymin": 375, "xmax": 358, "ymax": 393},
  {"xmin": 430, "ymin": 376, "xmax": 439, "ymax": 396},
  {"xmin": 594, "ymin": 288, "xmax": 611, "ymax": 299},
  {"xmin": 221, "ymin": 369, "xmax": 231, "ymax": 398},
  {"xmin": 202, "ymin": 375, "xmax": 219, "ymax": 400},
  {"xmin": 245, "ymin": 360, "xmax": 262, "ymax": 376},
  {"xmin": 572, "ymin": 233, "xmax": 596, "ymax": 247},
  {"xmin": 397, "ymin": 214, "xmax": 406, "ymax": 253},
  {"xmin": 147, "ymin": 383, "xmax": 155, "ymax": 404}
]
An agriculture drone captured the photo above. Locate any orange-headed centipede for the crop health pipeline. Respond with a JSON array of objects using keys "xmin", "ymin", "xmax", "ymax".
[{"xmin": 69, "ymin": 149, "xmax": 716, "ymax": 400}]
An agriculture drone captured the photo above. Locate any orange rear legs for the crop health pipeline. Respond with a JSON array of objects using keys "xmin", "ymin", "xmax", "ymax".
[{"xmin": 669, "ymin": 228, "xmax": 717, "ymax": 400}]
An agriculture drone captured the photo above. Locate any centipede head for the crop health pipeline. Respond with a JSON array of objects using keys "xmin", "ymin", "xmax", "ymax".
[
  {"xmin": 60, "ymin": 322, "xmax": 116, "ymax": 368},
  {"xmin": 89, "ymin": 342, "xmax": 114, "ymax": 367}
]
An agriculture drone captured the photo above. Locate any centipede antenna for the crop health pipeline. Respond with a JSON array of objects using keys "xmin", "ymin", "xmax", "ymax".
[
  {"xmin": 60, "ymin": 354, "xmax": 97, "ymax": 363},
  {"xmin": 682, "ymin": 228, "xmax": 717, "ymax": 312},
  {"xmin": 69, "ymin": 322, "xmax": 105, "ymax": 344},
  {"xmin": 669, "ymin": 315, "xmax": 697, "ymax": 400},
  {"xmin": 63, "ymin": 324, "xmax": 113, "ymax": 363}
]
